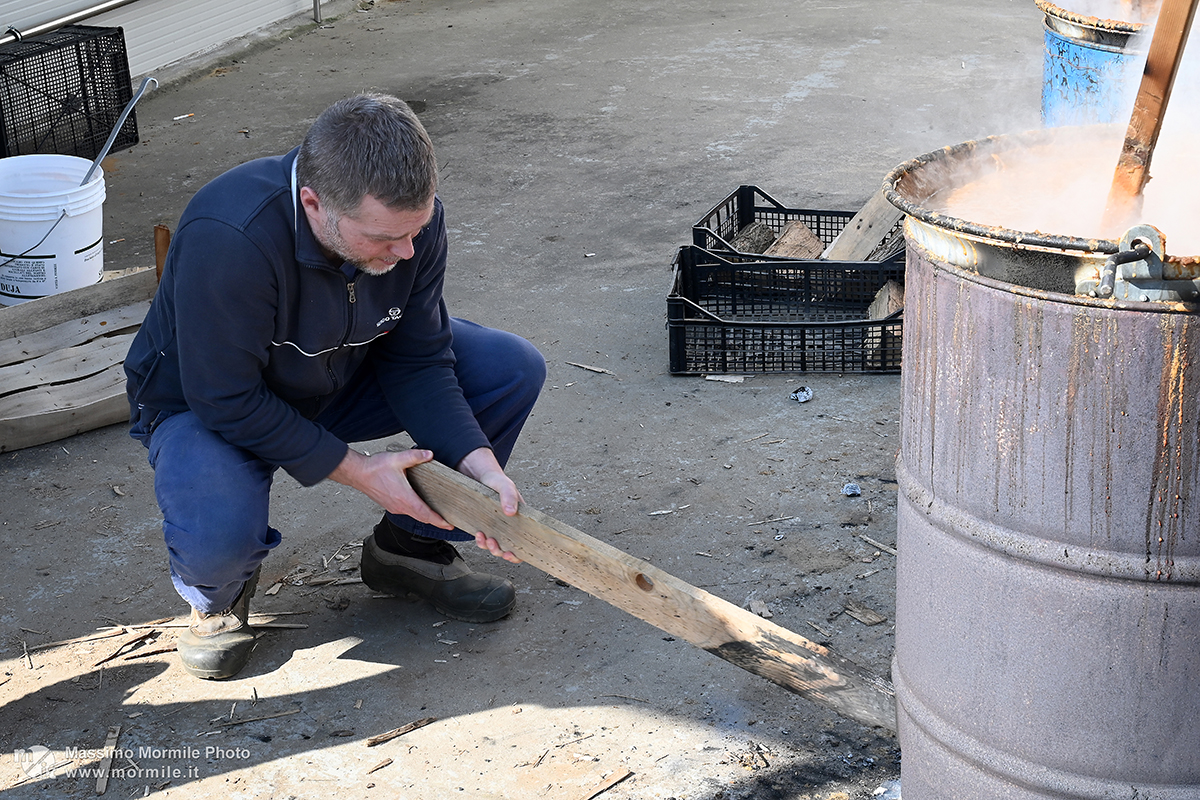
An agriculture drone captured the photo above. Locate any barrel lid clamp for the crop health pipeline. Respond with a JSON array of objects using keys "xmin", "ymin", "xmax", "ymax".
[{"xmin": 1077, "ymin": 225, "xmax": 1198, "ymax": 302}]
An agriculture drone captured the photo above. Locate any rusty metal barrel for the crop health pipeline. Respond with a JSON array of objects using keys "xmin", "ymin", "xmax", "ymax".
[{"xmin": 884, "ymin": 129, "xmax": 1200, "ymax": 799}]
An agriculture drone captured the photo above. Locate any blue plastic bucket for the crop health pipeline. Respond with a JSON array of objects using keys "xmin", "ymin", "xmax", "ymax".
[{"xmin": 1039, "ymin": 0, "xmax": 1147, "ymax": 126}]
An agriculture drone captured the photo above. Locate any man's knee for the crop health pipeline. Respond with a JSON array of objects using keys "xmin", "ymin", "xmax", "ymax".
[
  {"xmin": 149, "ymin": 411, "xmax": 278, "ymax": 592},
  {"xmin": 506, "ymin": 334, "xmax": 547, "ymax": 397}
]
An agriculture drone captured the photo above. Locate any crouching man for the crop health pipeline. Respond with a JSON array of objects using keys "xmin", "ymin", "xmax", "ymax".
[{"xmin": 125, "ymin": 94, "xmax": 545, "ymax": 679}]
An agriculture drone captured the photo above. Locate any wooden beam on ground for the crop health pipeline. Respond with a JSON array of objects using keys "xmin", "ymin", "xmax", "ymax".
[
  {"xmin": 407, "ymin": 460, "xmax": 897, "ymax": 733},
  {"xmin": 0, "ymin": 270, "xmax": 156, "ymax": 452},
  {"xmin": 1102, "ymin": 0, "xmax": 1199, "ymax": 229},
  {"xmin": 0, "ymin": 269, "xmax": 156, "ymax": 342},
  {"xmin": 822, "ymin": 187, "xmax": 903, "ymax": 261}
]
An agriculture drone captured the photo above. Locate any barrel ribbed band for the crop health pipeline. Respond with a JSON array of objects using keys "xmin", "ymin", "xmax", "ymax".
[
  {"xmin": 893, "ymin": 659, "xmax": 1199, "ymax": 800},
  {"xmin": 897, "ymin": 459, "xmax": 1200, "ymax": 585}
]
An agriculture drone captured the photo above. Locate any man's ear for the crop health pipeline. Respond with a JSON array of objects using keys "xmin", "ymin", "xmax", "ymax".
[{"xmin": 299, "ymin": 186, "xmax": 323, "ymax": 217}]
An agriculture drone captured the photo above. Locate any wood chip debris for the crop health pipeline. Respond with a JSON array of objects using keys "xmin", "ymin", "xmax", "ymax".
[
  {"xmin": 95, "ymin": 725, "xmax": 121, "ymax": 795},
  {"xmin": 365, "ymin": 716, "xmax": 437, "ymax": 747},
  {"xmin": 844, "ymin": 600, "xmax": 887, "ymax": 626},
  {"xmin": 556, "ymin": 732, "xmax": 594, "ymax": 748},
  {"xmin": 582, "ymin": 767, "xmax": 634, "ymax": 799},
  {"xmin": 565, "ymin": 361, "xmax": 615, "ymax": 376},
  {"xmin": 746, "ymin": 515, "xmax": 794, "ymax": 526},
  {"xmin": 857, "ymin": 534, "xmax": 898, "ymax": 556},
  {"xmin": 151, "ymin": 621, "xmax": 308, "ymax": 630},
  {"xmin": 747, "ymin": 599, "xmax": 773, "ymax": 619},
  {"xmin": 93, "ymin": 630, "xmax": 157, "ymax": 667},
  {"xmin": 807, "ymin": 620, "xmax": 834, "ymax": 638},
  {"xmin": 214, "ymin": 708, "xmax": 301, "ymax": 728},
  {"xmin": 120, "ymin": 645, "xmax": 177, "ymax": 661},
  {"xmin": 366, "ymin": 758, "xmax": 393, "ymax": 775},
  {"xmin": 599, "ymin": 694, "xmax": 648, "ymax": 704}
]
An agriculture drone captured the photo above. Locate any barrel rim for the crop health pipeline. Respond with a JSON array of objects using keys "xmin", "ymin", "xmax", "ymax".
[
  {"xmin": 905, "ymin": 219, "xmax": 1200, "ymax": 313},
  {"xmin": 883, "ymin": 129, "xmax": 1122, "ymax": 256},
  {"xmin": 1034, "ymin": 0, "xmax": 1145, "ymax": 34}
]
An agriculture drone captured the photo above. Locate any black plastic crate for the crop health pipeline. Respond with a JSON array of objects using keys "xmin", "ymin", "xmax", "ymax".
[
  {"xmin": 0, "ymin": 25, "xmax": 137, "ymax": 159},
  {"xmin": 693, "ymin": 185, "xmax": 904, "ymax": 264},
  {"xmin": 668, "ymin": 245, "xmax": 904, "ymax": 374}
]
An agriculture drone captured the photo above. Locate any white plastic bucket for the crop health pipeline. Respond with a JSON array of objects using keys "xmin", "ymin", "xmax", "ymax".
[{"xmin": 0, "ymin": 154, "xmax": 105, "ymax": 306}]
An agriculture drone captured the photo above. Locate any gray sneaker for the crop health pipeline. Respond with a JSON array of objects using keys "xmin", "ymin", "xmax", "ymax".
[
  {"xmin": 177, "ymin": 568, "xmax": 259, "ymax": 679},
  {"xmin": 361, "ymin": 518, "xmax": 515, "ymax": 623}
]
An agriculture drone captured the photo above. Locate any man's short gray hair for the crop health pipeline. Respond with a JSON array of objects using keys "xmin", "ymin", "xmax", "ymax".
[{"xmin": 296, "ymin": 94, "xmax": 437, "ymax": 215}]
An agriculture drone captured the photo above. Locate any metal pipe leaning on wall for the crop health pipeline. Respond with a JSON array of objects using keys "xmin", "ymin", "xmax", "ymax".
[
  {"xmin": 3, "ymin": 0, "xmax": 329, "ymax": 47},
  {"xmin": 0, "ymin": 0, "xmax": 142, "ymax": 48}
]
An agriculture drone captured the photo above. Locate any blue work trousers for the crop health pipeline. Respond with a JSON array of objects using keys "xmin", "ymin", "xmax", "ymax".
[{"xmin": 141, "ymin": 318, "xmax": 545, "ymax": 612}]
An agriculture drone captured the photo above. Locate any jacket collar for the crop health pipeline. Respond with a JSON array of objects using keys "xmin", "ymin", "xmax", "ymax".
[{"xmin": 286, "ymin": 148, "xmax": 343, "ymax": 270}]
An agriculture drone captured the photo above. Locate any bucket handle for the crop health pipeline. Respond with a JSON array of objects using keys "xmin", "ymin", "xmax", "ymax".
[{"xmin": 81, "ymin": 76, "xmax": 157, "ymax": 186}]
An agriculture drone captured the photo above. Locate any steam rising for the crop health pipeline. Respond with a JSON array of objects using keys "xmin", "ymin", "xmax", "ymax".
[{"xmin": 933, "ymin": 4, "xmax": 1200, "ymax": 254}]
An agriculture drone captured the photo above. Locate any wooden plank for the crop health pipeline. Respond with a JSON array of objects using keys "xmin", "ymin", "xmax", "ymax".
[
  {"xmin": 0, "ymin": 332, "xmax": 135, "ymax": 394},
  {"xmin": 763, "ymin": 220, "xmax": 823, "ymax": 259},
  {"xmin": 407, "ymin": 461, "xmax": 897, "ymax": 733},
  {"xmin": 1102, "ymin": 0, "xmax": 1199, "ymax": 228},
  {"xmin": 0, "ymin": 268, "xmax": 157, "ymax": 341},
  {"xmin": 0, "ymin": 363, "xmax": 129, "ymax": 452},
  {"xmin": 0, "ymin": 301, "xmax": 149, "ymax": 368},
  {"xmin": 154, "ymin": 225, "xmax": 171, "ymax": 282},
  {"xmin": 822, "ymin": 188, "xmax": 904, "ymax": 261}
]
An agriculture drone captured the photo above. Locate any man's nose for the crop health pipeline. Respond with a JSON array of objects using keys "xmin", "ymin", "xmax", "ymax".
[{"xmin": 388, "ymin": 236, "xmax": 415, "ymax": 261}]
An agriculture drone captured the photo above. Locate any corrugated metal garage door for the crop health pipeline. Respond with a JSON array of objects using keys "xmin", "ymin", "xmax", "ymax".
[{"xmin": 0, "ymin": 0, "xmax": 320, "ymax": 76}]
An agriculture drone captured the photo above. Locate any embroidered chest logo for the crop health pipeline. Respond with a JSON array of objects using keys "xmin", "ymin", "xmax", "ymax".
[{"xmin": 376, "ymin": 307, "xmax": 403, "ymax": 328}]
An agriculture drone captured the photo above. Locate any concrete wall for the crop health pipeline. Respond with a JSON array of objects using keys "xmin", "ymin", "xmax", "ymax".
[{"xmin": 1, "ymin": 0, "xmax": 327, "ymax": 77}]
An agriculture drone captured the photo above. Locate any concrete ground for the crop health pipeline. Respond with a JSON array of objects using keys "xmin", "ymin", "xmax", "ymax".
[{"xmin": 2, "ymin": 0, "xmax": 1043, "ymax": 797}]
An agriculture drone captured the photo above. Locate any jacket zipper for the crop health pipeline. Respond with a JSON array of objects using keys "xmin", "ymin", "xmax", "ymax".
[{"xmin": 326, "ymin": 277, "xmax": 358, "ymax": 392}]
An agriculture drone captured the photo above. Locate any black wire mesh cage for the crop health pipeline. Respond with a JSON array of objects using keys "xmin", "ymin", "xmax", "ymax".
[
  {"xmin": 0, "ymin": 25, "xmax": 137, "ymax": 160},
  {"xmin": 667, "ymin": 245, "xmax": 905, "ymax": 374}
]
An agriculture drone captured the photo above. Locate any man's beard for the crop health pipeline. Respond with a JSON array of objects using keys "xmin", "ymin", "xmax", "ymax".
[{"xmin": 319, "ymin": 208, "xmax": 397, "ymax": 276}]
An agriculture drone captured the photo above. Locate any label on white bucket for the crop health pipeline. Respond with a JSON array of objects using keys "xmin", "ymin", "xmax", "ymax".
[
  {"xmin": 0, "ymin": 236, "xmax": 103, "ymax": 303},
  {"xmin": 0, "ymin": 154, "xmax": 106, "ymax": 306}
]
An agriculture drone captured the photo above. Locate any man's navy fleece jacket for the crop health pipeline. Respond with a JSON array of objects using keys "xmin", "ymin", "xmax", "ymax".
[{"xmin": 124, "ymin": 148, "xmax": 489, "ymax": 486}]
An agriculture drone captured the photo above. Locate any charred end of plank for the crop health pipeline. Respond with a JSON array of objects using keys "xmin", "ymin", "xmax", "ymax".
[
  {"xmin": 706, "ymin": 631, "xmax": 896, "ymax": 734},
  {"xmin": 1118, "ymin": 136, "xmax": 1153, "ymax": 171}
]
